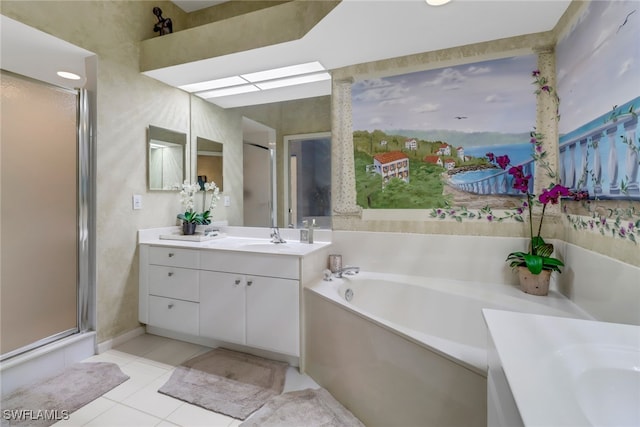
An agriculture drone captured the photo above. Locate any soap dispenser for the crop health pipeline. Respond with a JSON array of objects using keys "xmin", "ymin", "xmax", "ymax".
[
  {"xmin": 300, "ymin": 220, "xmax": 309, "ymax": 243},
  {"xmin": 308, "ymin": 218, "xmax": 315, "ymax": 244}
]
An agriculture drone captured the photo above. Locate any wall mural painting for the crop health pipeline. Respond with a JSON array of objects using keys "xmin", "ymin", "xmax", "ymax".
[
  {"xmin": 556, "ymin": 0, "xmax": 639, "ymax": 202},
  {"xmin": 557, "ymin": 0, "xmax": 640, "ymax": 242},
  {"xmin": 352, "ymin": 54, "xmax": 538, "ymax": 211}
]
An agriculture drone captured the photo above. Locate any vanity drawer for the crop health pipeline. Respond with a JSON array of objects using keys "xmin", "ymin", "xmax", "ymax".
[
  {"xmin": 148, "ymin": 295, "xmax": 198, "ymax": 336},
  {"xmin": 149, "ymin": 246, "xmax": 199, "ymax": 269},
  {"xmin": 148, "ymin": 266, "xmax": 199, "ymax": 301},
  {"xmin": 200, "ymin": 251, "xmax": 299, "ymax": 279}
]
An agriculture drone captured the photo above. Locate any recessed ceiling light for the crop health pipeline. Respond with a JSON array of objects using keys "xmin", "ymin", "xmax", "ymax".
[
  {"xmin": 57, "ymin": 71, "xmax": 81, "ymax": 80},
  {"xmin": 241, "ymin": 61, "xmax": 326, "ymax": 83},
  {"xmin": 426, "ymin": 0, "xmax": 451, "ymax": 5},
  {"xmin": 255, "ymin": 72, "xmax": 331, "ymax": 90}
]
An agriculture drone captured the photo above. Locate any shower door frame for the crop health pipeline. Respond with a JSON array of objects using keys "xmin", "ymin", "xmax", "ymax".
[{"xmin": 0, "ymin": 73, "xmax": 95, "ymax": 361}]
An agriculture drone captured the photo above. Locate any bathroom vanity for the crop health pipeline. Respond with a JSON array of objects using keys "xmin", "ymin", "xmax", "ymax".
[{"xmin": 138, "ymin": 226, "xmax": 331, "ymax": 363}]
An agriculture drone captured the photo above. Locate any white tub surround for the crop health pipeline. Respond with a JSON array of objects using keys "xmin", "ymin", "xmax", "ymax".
[
  {"xmin": 305, "ymin": 273, "xmax": 588, "ymax": 427},
  {"xmin": 484, "ymin": 309, "xmax": 640, "ymax": 427},
  {"xmin": 330, "ymin": 231, "xmax": 640, "ymax": 326},
  {"xmin": 309, "ymin": 272, "xmax": 589, "ymax": 374},
  {"xmin": 138, "ymin": 226, "xmax": 332, "ymax": 367}
]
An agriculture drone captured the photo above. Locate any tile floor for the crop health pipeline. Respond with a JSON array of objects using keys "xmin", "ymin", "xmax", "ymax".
[{"xmin": 52, "ymin": 334, "xmax": 319, "ymax": 427}]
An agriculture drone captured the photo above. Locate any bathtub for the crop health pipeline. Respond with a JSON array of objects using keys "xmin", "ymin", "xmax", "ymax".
[{"xmin": 304, "ymin": 272, "xmax": 590, "ymax": 427}]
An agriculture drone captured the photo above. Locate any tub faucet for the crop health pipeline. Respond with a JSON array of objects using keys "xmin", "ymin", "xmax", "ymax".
[
  {"xmin": 270, "ymin": 227, "xmax": 286, "ymax": 244},
  {"xmin": 336, "ymin": 266, "xmax": 360, "ymax": 278}
]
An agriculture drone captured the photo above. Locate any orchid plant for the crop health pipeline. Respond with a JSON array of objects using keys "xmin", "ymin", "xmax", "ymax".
[
  {"xmin": 176, "ymin": 180, "xmax": 220, "ymax": 225},
  {"xmin": 484, "ymin": 153, "xmax": 586, "ymax": 274},
  {"xmin": 200, "ymin": 181, "xmax": 220, "ymax": 225}
]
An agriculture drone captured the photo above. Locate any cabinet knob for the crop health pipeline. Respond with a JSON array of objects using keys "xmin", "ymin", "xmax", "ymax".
[
  {"xmin": 234, "ymin": 279, "xmax": 241, "ymax": 286},
  {"xmin": 247, "ymin": 280, "xmax": 253, "ymax": 287},
  {"xmin": 168, "ymin": 272, "xmax": 174, "ymax": 277},
  {"xmin": 168, "ymin": 253, "xmax": 175, "ymax": 257},
  {"xmin": 168, "ymin": 303, "xmax": 174, "ymax": 309}
]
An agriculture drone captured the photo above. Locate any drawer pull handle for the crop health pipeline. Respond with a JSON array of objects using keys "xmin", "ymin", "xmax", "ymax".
[
  {"xmin": 247, "ymin": 280, "xmax": 253, "ymax": 287},
  {"xmin": 168, "ymin": 272, "xmax": 174, "ymax": 277},
  {"xmin": 168, "ymin": 303, "xmax": 174, "ymax": 309},
  {"xmin": 168, "ymin": 253, "xmax": 175, "ymax": 258},
  {"xmin": 234, "ymin": 279, "xmax": 241, "ymax": 286}
]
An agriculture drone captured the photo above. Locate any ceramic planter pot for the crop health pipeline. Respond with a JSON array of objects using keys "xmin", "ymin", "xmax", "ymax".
[
  {"xmin": 518, "ymin": 266, "xmax": 551, "ymax": 296},
  {"xmin": 182, "ymin": 222, "xmax": 196, "ymax": 235}
]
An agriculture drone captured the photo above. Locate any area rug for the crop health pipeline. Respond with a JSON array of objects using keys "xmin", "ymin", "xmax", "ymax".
[
  {"xmin": 240, "ymin": 388, "xmax": 366, "ymax": 427},
  {"xmin": 158, "ymin": 347, "xmax": 288, "ymax": 420},
  {"xmin": 1, "ymin": 362, "xmax": 129, "ymax": 427}
]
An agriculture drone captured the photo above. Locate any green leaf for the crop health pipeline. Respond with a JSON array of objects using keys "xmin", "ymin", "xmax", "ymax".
[
  {"xmin": 536, "ymin": 243, "xmax": 554, "ymax": 258},
  {"xmin": 523, "ymin": 254, "xmax": 543, "ymax": 274}
]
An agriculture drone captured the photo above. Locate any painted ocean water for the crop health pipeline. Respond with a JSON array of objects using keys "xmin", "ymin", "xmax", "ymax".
[{"xmin": 451, "ymin": 142, "xmax": 532, "ymax": 184}]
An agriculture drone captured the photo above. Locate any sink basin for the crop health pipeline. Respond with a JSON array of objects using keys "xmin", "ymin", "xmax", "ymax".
[
  {"xmin": 483, "ymin": 309, "xmax": 640, "ymax": 427},
  {"xmin": 551, "ymin": 344, "xmax": 640, "ymax": 426}
]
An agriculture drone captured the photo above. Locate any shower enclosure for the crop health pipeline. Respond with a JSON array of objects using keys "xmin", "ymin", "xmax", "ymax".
[{"xmin": 0, "ymin": 71, "xmax": 93, "ymax": 362}]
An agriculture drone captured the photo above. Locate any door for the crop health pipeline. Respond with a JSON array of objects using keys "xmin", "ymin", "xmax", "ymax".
[
  {"xmin": 245, "ymin": 276, "xmax": 299, "ymax": 356},
  {"xmin": 1, "ymin": 71, "xmax": 79, "ymax": 358},
  {"xmin": 243, "ymin": 143, "xmax": 272, "ymax": 227},
  {"xmin": 199, "ymin": 271, "xmax": 246, "ymax": 344}
]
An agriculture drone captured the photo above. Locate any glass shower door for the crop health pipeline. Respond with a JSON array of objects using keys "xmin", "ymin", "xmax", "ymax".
[{"xmin": 1, "ymin": 71, "xmax": 79, "ymax": 359}]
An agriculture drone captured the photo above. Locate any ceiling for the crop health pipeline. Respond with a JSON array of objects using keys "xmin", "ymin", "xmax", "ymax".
[
  {"xmin": 0, "ymin": 15, "xmax": 94, "ymax": 90},
  {"xmin": 148, "ymin": 0, "xmax": 571, "ymax": 108},
  {"xmin": 1, "ymin": 1, "xmax": 572, "ymax": 109}
]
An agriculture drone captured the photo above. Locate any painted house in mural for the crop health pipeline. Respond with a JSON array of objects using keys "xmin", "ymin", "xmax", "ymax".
[
  {"xmin": 444, "ymin": 159, "xmax": 457, "ymax": 170},
  {"xmin": 423, "ymin": 155, "xmax": 444, "ymax": 167},
  {"xmin": 456, "ymin": 147, "xmax": 465, "ymax": 161},
  {"xmin": 405, "ymin": 138, "xmax": 418, "ymax": 150},
  {"xmin": 436, "ymin": 144, "xmax": 451, "ymax": 156},
  {"xmin": 373, "ymin": 151, "xmax": 410, "ymax": 184}
]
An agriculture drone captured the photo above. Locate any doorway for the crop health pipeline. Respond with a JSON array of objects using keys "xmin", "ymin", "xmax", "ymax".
[
  {"xmin": 284, "ymin": 132, "xmax": 332, "ymax": 228},
  {"xmin": 242, "ymin": 118, "xmax": 276, "ymax": 227}
]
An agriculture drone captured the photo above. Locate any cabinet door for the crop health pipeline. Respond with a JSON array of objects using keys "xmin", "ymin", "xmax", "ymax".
[
  {"xmin": 246, "ymin": 276, "xmax": 299, "ymax": 356},
  {"xmin": 199, "ymin": 271, "xmax": 245, "ymax": 344}
]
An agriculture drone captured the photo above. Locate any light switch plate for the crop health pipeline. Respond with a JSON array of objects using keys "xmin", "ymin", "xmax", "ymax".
[
  {"xmin": 133, "ymin": 194, "xmax": 142, "ymax": 210},
  {"xmin": 224, "ymin": 196, "xmax": 230, "ymax": 207}
]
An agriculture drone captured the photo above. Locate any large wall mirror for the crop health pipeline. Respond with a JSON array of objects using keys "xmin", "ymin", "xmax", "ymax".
[
  {"xmin": 196, "ymin": 137, "xmax": 223, "ymax": 191},
  {"xmin": 148, "ymin": 125, "xmax": 186, "ymax": 190}
]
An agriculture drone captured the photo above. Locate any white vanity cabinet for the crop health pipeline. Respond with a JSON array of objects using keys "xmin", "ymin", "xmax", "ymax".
[
  {"xmin": 199, "ymin": 271, "xmax": 299, "ymax": 356},
  {"xmin": 198, "ymin": 250, "xmax": 300, "ymax": 356},
  {"xmin": 139, "ymin": 243, "xmax": 301, "ymax": 358}
]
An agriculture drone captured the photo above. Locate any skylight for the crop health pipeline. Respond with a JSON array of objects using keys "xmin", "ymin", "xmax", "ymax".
[{"xmin": 180, "ymin": 61, "xmax": 330, "ymax": 99}]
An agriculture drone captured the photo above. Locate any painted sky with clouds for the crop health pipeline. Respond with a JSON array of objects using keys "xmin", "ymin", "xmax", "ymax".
[
  {"xmin": 352, "ymin": 54, "xmax": 537, "ymax": 134},
  {"xmin": 556, "ymin": 0, "xmax": 640, "ymax": 134}
]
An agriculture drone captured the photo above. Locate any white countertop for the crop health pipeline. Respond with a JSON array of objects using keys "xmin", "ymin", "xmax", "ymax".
[
  {"xmin": 138, "ymin": 226, "xmax": 331, "ymax": 257},
  {"xmin": 484, "ymin": 309, "xmax": 640, "ymax": 427}
]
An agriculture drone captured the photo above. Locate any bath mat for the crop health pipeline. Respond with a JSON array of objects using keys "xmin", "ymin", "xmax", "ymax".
[
  {"xmin": 1, "ymin": 361, "xmax": 129, "ymax": 427},
  {"xmin": 158, "ymin": 347, "xmax": 288, "ymax": 420},
  {"xmin": 240, "ymin": 388, "xmax": 366, "ymax": 427}
]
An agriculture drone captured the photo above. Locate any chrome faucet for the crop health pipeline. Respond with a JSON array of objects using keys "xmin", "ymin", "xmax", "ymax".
[
  {"xmin": 270, "ymin": 227, "xmax": 286, "ymax": 244},
  {"xmin": 335, "ymin": 266, "xmax": 360, "ymax": 278}
]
